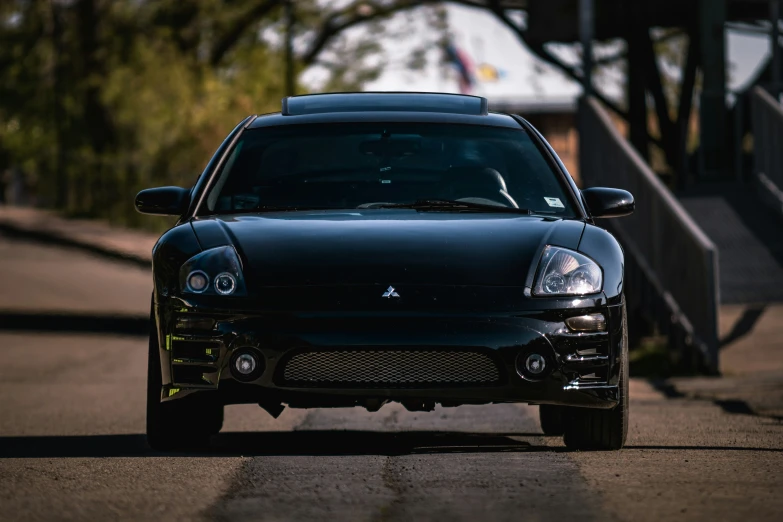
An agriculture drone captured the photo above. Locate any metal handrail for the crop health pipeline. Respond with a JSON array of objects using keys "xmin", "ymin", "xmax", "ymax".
[
  {"xmin": 579, "ymin": 96, "xmax": 720, "ymax": 374},
  {"xmin": 751, "ymin": 86, "xmax": 783, "ymax": 213}
]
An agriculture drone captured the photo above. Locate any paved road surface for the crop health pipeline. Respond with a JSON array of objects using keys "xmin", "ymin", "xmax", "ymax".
[
  {"xmin": 0, "ymin": 233, "xmax": 781, "ymax": 521},
  {"xmin": 0, "ymin": 231, "xmax": 150, "ymax": 315}
]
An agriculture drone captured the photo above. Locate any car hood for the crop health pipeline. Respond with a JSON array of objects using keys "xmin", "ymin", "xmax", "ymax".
[{"xmin": 191, "ymin": 210, "xmax": 585, "ymax": 288}]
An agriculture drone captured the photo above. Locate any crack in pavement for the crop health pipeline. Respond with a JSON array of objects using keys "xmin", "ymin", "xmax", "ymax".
[
  {"xmin": 207, "ymin": 403, "xmax": 607, "ymax": 522},
  {"xmin": 374, "ymin": 456, "xmax": 405, "ymax": 522}
]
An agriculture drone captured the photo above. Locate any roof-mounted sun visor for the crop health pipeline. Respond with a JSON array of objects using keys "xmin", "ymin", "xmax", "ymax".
[{"xmin": 281, "ymin": 92, "xmax": 489, "ymax": 116}]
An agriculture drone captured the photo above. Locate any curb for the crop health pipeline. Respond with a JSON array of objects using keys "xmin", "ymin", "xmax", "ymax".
[
  {"xmin": 0, "ymin": 311, "xmax": 148, "ymax": 337},
  {"xmin": 0, "ymin": 219, "xmax": 152, "ymax": 270}
]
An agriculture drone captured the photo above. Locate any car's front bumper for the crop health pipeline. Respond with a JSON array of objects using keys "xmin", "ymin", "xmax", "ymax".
[{"xmin": 154, "ymin": 296, "xmax": 625, "ymax": 411}]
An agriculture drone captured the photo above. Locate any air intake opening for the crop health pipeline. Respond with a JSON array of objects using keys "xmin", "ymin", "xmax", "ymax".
[
  {"xmin": 278, "ymin": 347, "xmax": 502, "ymax": 388},
  {"xmin": 171, "ymin": 340, "xmax": 220, "ymax": 363},
  {"xmin": 171, "ymin": 365, "xmax": 217, "ymax": 386}
]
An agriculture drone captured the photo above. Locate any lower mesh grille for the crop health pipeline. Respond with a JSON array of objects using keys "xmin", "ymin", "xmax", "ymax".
[{"xmin": 279, "ymin": 348, "xmax": 501, "ymax": 388}]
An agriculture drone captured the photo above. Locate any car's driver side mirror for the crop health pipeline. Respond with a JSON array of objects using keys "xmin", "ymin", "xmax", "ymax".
[
  {"xmin": 135, "ymin": 186, "xmax": 190, "ymax": 216},
  {"xmin": 581, "ymin": 187, "xmax": 635, "ymax": 218}
]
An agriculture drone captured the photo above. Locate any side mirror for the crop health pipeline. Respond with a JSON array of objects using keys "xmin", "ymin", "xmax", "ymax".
[
  {"xmin": 581, "ymin": 187, "xmax": 634, "ymax": 218},
  {"xmin": 135, "ymin": 186, "xmax": 190, "ymax": 216}
]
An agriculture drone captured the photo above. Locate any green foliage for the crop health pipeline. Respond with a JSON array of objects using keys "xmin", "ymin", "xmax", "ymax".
[
  {"xmin": 0, "ymin": 0, "xmax": 449, "ymax": 228},
  {"xmin": 98, "ymin": 36, "xmax": 287, "ymax": 227}
]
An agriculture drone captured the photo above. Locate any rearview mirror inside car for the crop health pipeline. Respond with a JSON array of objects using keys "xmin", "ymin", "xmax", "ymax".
[{"xmin": 360, "ymin": 137, "xmax": 421, "ymax": 157}]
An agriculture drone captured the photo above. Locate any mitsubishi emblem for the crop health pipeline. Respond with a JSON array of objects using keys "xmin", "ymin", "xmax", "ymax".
[{"xmin": 382, "ymin": 286, "xmax": 400, "ymax": 298}]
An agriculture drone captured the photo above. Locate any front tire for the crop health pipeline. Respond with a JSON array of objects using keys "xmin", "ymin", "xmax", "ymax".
[
  {"xmin": 563, "ymin": 305, "xmax": 629, "ymax": 451},
  {"xmin": 146, "ymin": 307, "xmax": 223, "ymax": 451}
]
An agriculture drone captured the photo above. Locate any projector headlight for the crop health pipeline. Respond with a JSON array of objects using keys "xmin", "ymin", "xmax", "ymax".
[
  {"xmin": 533, "ymin": 246, "xmax": 602, "ymax": 296},
  {"xmin": 179, "ymin": 246, "xmax": 247, "ymax": 296}
]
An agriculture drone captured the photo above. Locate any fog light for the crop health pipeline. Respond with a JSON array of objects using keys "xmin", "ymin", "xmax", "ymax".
[
  {"xmin": 230, "ymin": 350, "xmax": 264, "ymax": 382},
  {"xmin": 235, "ymin": 353, "xmax": 257, "ymax": 375},
  {"xmin": 187, "ymin": 270, "xmax": 209, "ymax": 293},
  {"xmin": 516, "ymin": 349, "xmax": 551, "ymax": 381},
  {"xmin": 526, "ymin": 353, "xmax": 546, "ymax": 375},
  {"xmin": 565, "ymin": 313, "xmax": 606, "ymax": 332}
]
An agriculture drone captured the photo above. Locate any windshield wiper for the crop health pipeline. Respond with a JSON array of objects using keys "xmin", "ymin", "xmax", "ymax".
[
  {"xmin": 207, "ymin": 205, "xmax": 333, "ymax": 215},
  {"xmin": 255, "ymin": 205, "xmax": 332, "ymax": 212},
  {"xmin": 365, "ymin": 199, "xmax": 532, "ymax": 214}
]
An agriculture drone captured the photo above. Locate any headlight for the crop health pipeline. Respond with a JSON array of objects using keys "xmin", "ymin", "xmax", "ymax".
[
  {"xmin": 179, "ymin": 246, "xmax": 247, "ymax": 296},
  {"xmin": 533, "ymin": 246, "xmax": 602, "ymax": 296}
]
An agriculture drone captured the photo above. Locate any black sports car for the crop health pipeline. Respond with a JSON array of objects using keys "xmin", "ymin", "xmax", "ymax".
[{"xmin": 136, "ymin": 92, "xmax": 634, "ymax": 451}]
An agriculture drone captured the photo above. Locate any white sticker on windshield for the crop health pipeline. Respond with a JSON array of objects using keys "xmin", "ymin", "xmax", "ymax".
[{"xmin": 544, "ymin": 197, "xmax": 565, "ymax": 208}]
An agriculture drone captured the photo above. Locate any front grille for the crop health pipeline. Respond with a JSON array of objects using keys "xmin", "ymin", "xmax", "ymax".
[{"xmin": 279, "ymin": 348, "xmax": 502, "ymax": 388}]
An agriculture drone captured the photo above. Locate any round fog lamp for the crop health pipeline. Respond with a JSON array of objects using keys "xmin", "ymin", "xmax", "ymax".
[
  {"xmin": 525, "ymin": 353, "xmax": 546, "ymax": 375},
  {"xmin": 187, "ymin": 271, "xmax": 209, "ymax": 293},
  {"xmin": 214, "ymin": 272, "xmax": 237, "ymax": 295},
  {"xmin": 235, "ymin": 353, "xmax": 257, "ymax": 375}
]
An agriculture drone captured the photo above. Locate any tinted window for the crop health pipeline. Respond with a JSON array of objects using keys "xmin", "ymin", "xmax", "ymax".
[{"xmin": 202, "ymin": 122, "xmax": 575, "ymax": 216}]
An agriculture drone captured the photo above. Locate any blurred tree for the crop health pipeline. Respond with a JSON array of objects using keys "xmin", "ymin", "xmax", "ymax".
[{"xmin": 0, "ymin": 0, "xmax": 447, "ymax": 227}]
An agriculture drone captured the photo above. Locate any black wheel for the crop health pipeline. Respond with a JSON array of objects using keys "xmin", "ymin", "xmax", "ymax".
[
  {"xmin": 539, "ymin": 405, "xmax": 566, "ymax": 436},
  {"xmin": 563, "ymin": 304, "xmax": 629, "ymax": 451},
  {"xmin": 146, "ymin": 306, "xmax": 223, "ymax": 451}
]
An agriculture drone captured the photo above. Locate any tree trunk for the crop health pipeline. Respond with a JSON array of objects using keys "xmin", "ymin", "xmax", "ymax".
[{"xmin": 74, "ymin": 0, "xmax": 115, "ymax": 215}]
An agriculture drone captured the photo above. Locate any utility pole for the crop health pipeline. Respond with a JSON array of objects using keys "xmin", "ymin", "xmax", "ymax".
[
  {"xmin": 579, "ymin": 0, "xmax": 594, "ymax": 97},
  {"xmin": 284, "ymin": 0, "xmax": 295, "ymax": 97},
  {"xmin": 772, "ymin": 0, "xmax": 782, "ymax": 96},
  {"xmin": 578, "ymin": 0, "xmax": 595, "ymax": 190},
  {"xmin": 698, "ymin": 0, "xmax": 727, "ymax": 180},
  {"xmin": 627, "ymin": 2, "xmax": 648, "ymax": 161}
]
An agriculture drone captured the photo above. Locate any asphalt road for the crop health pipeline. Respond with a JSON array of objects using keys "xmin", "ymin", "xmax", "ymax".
[{"xmin": 0, "ymin": 232, "xmax": 781, "ymax": 521}]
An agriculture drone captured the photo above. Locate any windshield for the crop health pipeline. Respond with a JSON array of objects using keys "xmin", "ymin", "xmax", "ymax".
[{"xmin": 201, "ymin": 122, "xmax": 576, "ymax": 216}]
